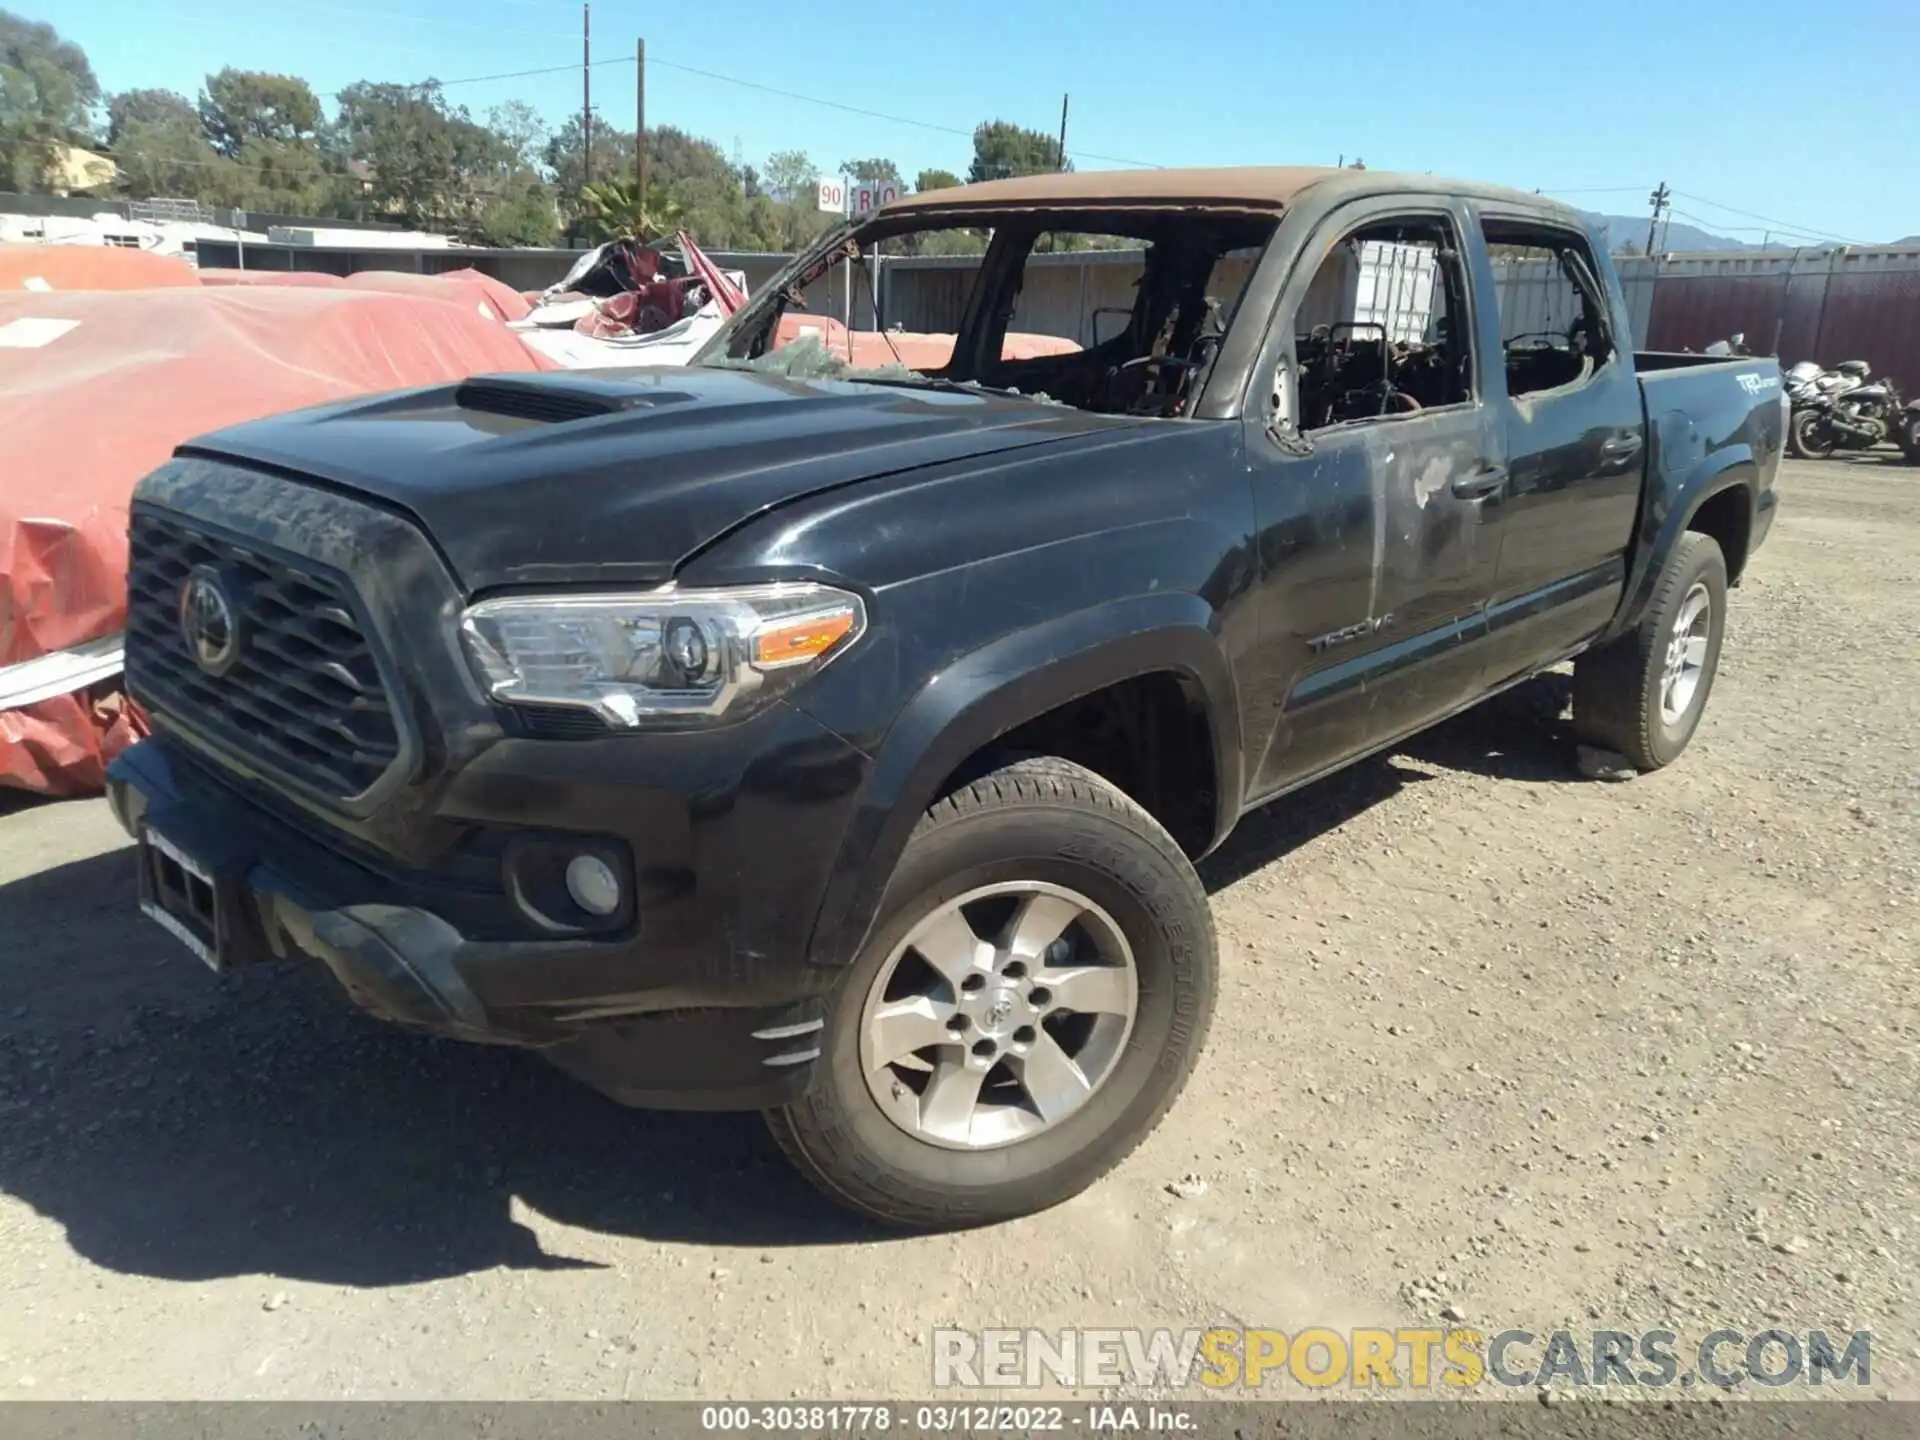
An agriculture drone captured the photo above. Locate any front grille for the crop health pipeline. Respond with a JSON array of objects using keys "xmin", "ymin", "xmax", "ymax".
[{"xmin": 126, "ymin": 509, "xmax": 402, "ymax": 798}]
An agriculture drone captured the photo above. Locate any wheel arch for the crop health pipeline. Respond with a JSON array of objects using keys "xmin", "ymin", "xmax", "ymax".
[
  {"xmin": 803, "ymin": 592, "xmax": 1241, "ymax": 970},
  {"xmin": 1612, "ymin": 448, "xmax": 1758, "ymax": 640}
]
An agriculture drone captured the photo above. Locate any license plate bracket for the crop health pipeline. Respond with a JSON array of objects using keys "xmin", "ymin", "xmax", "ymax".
[{"xmin": 137, "ymin": 826, "xmax": 233, "ymax": 972}]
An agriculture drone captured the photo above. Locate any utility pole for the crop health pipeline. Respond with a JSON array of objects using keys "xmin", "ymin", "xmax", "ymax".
[
  {"xmin": 1057, "ymin": 93, "xmax": 1069, "ymax": 170},
  {"xmin": 1646, "ymin": 180, "xmax": 1670, "ymax": 255},
  {"xmin": 635, "ymin": 37, "xmax": 647, "ymax": 199},
  {"xmin": 581, "ymin": 3, "xmax": 593, "ymax": 188}
]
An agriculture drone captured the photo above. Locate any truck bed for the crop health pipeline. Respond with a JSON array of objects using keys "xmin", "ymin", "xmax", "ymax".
[{"xmin": 1634, "ymin": 350, "xmax": 1764, "ymax": 373}]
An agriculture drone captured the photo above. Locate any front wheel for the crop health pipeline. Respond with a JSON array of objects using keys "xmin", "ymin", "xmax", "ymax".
[
  {"xmin": 1789, "ymin": 408, "xmax": 1838, "ymax": 459},
  {"xmin": 1898, "ymin": 412, "xmax": 1920, "ymax": 465},
  {"xmin": 766, "ymin": 756, "xmax": 1217, "ymax": 1229}
]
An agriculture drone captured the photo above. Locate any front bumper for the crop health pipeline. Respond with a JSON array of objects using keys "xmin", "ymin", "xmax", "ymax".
[{"xmin": 108, "ymin": 713, "xmax": 867, "ymax": 1110}]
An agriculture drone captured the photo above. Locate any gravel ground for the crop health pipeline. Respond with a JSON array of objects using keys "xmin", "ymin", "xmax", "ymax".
[{"xmin": 1, "ymin": 456, "xmax": 1914, "ymax": 1402}]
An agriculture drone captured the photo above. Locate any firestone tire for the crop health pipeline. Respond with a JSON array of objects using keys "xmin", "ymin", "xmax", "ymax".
[
  {"xmin": 765, "ymin": 756, "xmax": 1217, "ymax": 1231},
  {"xmin": 1572, "ymin": 531, "xmax": 1728, "ymax": 773}
]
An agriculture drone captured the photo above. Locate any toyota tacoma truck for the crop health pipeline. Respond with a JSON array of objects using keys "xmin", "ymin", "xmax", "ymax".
[{"xmin": 109, "ymin": 167, "xmax": 1783, "ymax": 1228}]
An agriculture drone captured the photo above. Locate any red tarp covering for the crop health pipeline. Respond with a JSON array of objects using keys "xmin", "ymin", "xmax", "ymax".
[
  {"xmin": 0, "ymin": 284, "xmax": 552, "ymax": 795},
  {"xmin": 0, "ymin": 244, "xmax": 200, "ymax": 292},
  {"xmin": 772, "ymin": 313, "xmax": 1081, "ymax": 369},
  {"xmin": 196, "ymin": 268, "xmax": 345, "ymax": 288},
  {"xmin": 0, "ymin": 690, "xmax": 146, "ymax": 799},
  {"xmin": 340, "ymin": 267, "xmax": 533, "ymax": 322},
  {"xmin": 198, "ymin": 267, "xmax": 534, "ymax": 322}
]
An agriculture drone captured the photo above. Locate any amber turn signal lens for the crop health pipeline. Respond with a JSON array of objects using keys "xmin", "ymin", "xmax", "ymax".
[{"xmin": 751, "ymin": 608, "xmax": 858, "ymax": 668}]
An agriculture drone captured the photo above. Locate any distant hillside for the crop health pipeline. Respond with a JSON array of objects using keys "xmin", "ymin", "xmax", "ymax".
[
  {"xmin": 1581, "ymin": 211, "xmax": 1784, "ymax": 255},
  {"xmin": 1582, "ymin": 211, "xmax": 1850, "ymax": 257}
]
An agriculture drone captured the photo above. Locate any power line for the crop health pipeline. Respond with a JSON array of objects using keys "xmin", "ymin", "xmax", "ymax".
[
  {"xmin": 1666, "ymin": 208, "xmax": 1840, "ymax": 248},
  {"xmin": 1672, "ymin": 190, "xmax": 1860, "ymax": 246},
  {"xmin": 643, "ymin": 55, "xmax": 1165, "ymax": 169},
  {"xmin": 1537, "ymin": 185, "xmax": 1650, "ymax": 196},
  {"xmin": 323, "ymin": 57, "xmax": 625, "ymax": 100}
]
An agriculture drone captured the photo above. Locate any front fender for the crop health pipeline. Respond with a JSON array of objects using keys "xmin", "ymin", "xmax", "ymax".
[
  {"xmin": 1610, "ymin": 414, "xmax": 1757, "ymax": 640},
  {"xmin": 802, "ymin": 591, "xmax": 1241, "ymax": 969}
]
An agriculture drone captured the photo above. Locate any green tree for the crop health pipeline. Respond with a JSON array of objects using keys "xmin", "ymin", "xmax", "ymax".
[
  {"xmin": 333, "ymin": 79, "xmax": 549, "ymax": 237},
  {"xmin": 192, "ymin": 69, "xmax": 330, "ymax": 213},
  {"xmin": 198, "ymin": 68, "xmax": 322, "ymax": 157},
  {"xmin": 967, "ymin": 120, "xmax": 1066, "ymax": 184},
  {"xmin": 842, "ymin": 156, "xmax": 901, "ymax": 190},
  {"xmin": 107, "ymin": 87, "xmax": 194, "ymax": 143},
  {"xmin": 914, "ymin": 167, "xmax": 961, "ymax": 194},
  {"xmin": 0, "ymin": 10, "xmax": 100, "ymax": 190},
  {"xmin": 763, "ymin": 148, "xmax": 817, "ymax": 202},
  {"xmin": 478, "ymin": 170, "xmax": 558, "ymax": 246},
  {"xmin": 112, "ymin": 114, "xmax": 230, "ymax": 200},
  {"xmin": 544, "ymin": 114, "xmax": 636, "ymax": 208},
  {"xmin": 232, "ymin": 132, "xmax": 337, "ymax": 213},
  {"xmin": 579, "ymin": 176, "xmax": 682, "ymax": 241},
  {"xmin": 486, "ymin": 99, "xmax": 547, "ymax": 173}
]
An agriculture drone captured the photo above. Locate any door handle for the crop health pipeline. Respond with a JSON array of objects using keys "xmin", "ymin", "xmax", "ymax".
[
  {"xmin": 1600, "ymin": 432, "xmax": 1644, "ymax": 461},
  {"xmin": 1451, "ymin": 465, "xmax": 1507, "ymax": 500}
]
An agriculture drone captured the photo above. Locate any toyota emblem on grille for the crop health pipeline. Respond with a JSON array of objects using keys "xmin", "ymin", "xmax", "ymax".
[{"xmin": 178, "ymin": 566, "xmax": 240, "ymax": 675}]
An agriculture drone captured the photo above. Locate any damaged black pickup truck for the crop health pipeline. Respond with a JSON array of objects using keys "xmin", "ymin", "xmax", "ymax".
[{"xmin": 111, "ymin": 167, "xmax": 1783, "ymax": 1228}]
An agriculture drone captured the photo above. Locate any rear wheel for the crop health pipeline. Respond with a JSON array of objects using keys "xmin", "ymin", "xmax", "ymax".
[
  {"xmin": 1789, "ymin": 408, "xmax": 1838, "ymax": 459},
  {"xmin": 1572, "ymin": 532, "xmax": 1728, "ymax": 772},
  {"xmin": 766, "ymin": 756, "xmax": 1216, "ymax": 1230}
]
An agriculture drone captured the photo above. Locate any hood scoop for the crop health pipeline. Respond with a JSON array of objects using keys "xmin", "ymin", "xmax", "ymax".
[{"xmin": 454, "ymin": 376, "xmax": 659, "ymax": 425}]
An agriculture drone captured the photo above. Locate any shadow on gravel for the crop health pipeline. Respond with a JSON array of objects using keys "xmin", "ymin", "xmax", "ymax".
[
  {"xmin": 0, "ymin": 674, "xmax": 1586, "ymax": 1288},
  {"xmin": 0, "ymin": 850, "xmax": 879, "ymax": 1291},
  {"xmin": 1398, "ymin": 671, "xmax": 1580, "ymax": 784},
  {"xmin": 1200, "ymin": 673, "xmax": 1583, "ymax": 891}
]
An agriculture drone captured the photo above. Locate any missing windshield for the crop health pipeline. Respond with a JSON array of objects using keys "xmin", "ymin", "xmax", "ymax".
[{"xmin": 700, "ymin": 210, "xmax": 1275, "ymax": 417}]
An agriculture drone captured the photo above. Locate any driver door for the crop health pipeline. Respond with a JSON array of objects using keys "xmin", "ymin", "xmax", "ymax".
[{"xmin": 1242, "ymin": 201, "xmax": 1508, "ymax": 798}]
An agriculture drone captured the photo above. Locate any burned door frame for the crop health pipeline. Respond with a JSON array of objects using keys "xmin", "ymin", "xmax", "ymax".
[
  {"xmin": 1467, "ymin": 207, "xmax": 1646, "ymax": 686},
  {"xmin": 1236, "ymin": 193, "xmax": 1508, "ymax": 802}
]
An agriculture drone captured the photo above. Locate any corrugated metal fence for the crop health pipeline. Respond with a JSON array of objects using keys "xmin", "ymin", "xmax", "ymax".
[
  {"xmin": 1627, "ymin": 247, "xmax": 1920, "ymax": 395},
  {"xmin": 179, "ymin": 229, "xmax": 1920, "ymax": 393},
  {"xmin": 869, "ymin": 245, "xmax": 1920, "ymax": 394}
]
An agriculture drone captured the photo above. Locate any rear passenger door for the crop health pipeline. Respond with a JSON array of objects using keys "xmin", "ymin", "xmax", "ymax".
[{"xmin": 1471, "ymin": 214, "xmax": 1646, "ymax": 683}]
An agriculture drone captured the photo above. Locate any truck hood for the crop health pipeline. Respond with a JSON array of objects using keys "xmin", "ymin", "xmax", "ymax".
[{"xmin": 184, "ymin": 366, "xmax": 1130, "ymax": 590}]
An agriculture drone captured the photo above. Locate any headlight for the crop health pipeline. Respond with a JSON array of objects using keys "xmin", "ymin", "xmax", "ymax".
[{"xmin": 459, "ymin": 583, "xmax": 866, "ymax": 728}]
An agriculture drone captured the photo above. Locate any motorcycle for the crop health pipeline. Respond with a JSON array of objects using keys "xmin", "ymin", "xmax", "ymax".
[
  {"xmin": 1897, "ymin": 399, "xmax": 1920, "ymax": 465},
  {"xmin": 1787, "ymin": 358, "xmax": 1903, "ymax": 459}
]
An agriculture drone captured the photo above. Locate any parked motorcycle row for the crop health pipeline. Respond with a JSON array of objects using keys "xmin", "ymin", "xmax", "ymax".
[
  {"xmin": 1692, "ymin": 333, "xmax": 1919, "ymax": 464},
  {"xmin": 1780, "ymin": 351, "xmax": 1920, "ymax": 464}
]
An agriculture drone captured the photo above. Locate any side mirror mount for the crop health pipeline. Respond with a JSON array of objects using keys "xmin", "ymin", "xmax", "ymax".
[{"xmin": 1265, "ymin": 355, "xmax": 1313, "ymax": 454}]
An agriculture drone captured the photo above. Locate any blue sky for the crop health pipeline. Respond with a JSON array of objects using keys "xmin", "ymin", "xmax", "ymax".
[{"xmin": 47, "ymin": 0, "xmax": 1920, "ymax": 243}]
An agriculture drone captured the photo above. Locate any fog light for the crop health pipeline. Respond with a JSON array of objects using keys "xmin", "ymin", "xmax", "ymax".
[{"xmin": 565, "ymin": 854, "xmax": 621, "ymax": 916}]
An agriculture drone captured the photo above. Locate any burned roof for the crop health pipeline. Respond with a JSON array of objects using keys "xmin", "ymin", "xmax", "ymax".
[
  {"xmin": 877, "ymin": 165, "xmax": 1581, "ymax": 226},
  {"xmin": 881, "ymin": 166, "xmax": 1341, "ymax": 217}
]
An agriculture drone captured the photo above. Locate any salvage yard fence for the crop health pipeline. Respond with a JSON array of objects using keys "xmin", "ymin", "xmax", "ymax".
[{"xmin": 182, "ymin": 230, "xmax": 1920, "ymax": 398}]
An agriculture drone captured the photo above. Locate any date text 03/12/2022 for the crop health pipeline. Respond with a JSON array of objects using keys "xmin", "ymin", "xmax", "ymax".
[{"xmin": 699, "ymin": 1405, "xmax": 1193, "ymax": 1432}]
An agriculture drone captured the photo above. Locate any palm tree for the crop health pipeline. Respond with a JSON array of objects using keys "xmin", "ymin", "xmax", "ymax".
[{"xmin": 578, "ymin": 178, "xmax": 683, "ymax": 242}]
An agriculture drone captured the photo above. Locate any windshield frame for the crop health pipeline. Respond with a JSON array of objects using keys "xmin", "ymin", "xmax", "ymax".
[{"xmin": 689, "ymin": 205, "xmax": 1279, "ymax": 423}]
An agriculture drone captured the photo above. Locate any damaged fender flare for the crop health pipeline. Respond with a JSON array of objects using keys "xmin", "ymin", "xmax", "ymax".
[{"xmin": 801, "ymin": 591, "xmax": 1242, "ymax": 970}]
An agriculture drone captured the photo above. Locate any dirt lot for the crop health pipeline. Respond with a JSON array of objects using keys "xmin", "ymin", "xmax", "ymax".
[{"xmin": 1, "ymin": 457, "xmax": 1914, "ymax": 1402}]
